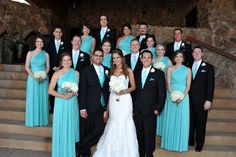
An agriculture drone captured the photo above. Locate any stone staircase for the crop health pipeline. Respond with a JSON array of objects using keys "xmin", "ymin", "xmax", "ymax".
[{"xmin": 0, "ymin": 64, "xmax": 236, "ymax": 157}]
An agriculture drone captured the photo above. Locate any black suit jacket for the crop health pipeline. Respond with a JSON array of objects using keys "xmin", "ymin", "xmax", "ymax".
[
  {"xmin": 79, "ymin": 65, "xmax": 110, "ymax": 113},
  {"xmin": 134, "ymin": 67, "xmax": 166, "ymax": 116},
  {"xmin": 46, "ymin": 39, "xmax": 68, "ymax": 75},
  {"xmin": 69, "ymin": 50, "xmax": 90, "ymax": 73},
  {"xmin": 165, "ymin": 41, "xmax": 193, "ymax": 67},
  {"xmin": 136, "ymin": 34, "xmax": 156, "ymax": 51},
  {"xmin": 125, "ymin": 53, "xmax": 143, "ymax": 77},
  {"xmin": 189, "ymin": 61, "xmax": 215, "ymax": 105},
  {"xmin": 94, "ymin": 28, "xmax": 116, "ymax": 50}
]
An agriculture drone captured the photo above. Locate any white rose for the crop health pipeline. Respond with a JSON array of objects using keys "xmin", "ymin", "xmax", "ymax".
[
  {"xmin": 105, "ymin": 70, "xmax": 109, "ymax": 76},
  {"xmin": 201, "ymin": 62, "xmax": 206, "ymax": 66},
  {"xmin": 60, "ymin": 42, "xmax": 64, "ymax": 45},
  {"xmin": 150, "ymin": 68, "xmax": 155, "ymax": 73},
  {"xmin": 107, "ymin": 28, "xmax": 110, "ymax": 32},
  {"xmin": 181, "ymin": 43, "xmax": 185, "ymax": 47},
  {"xmin": 80, "ymin": 53, "xmax": 84, "ymax": 58}
]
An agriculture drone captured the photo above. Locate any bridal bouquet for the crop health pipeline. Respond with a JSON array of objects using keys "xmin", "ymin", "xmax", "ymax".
[
  {"xmin": 170, "ymin": 91, "xmax": 184, "ymax": 104},
  {"xmin": 153, "ymin": 62, "xmax": 165, "ymax": 71},
  {"xmin": 62, "ymin": 82, "xmax": 78, "ymax": 95},
  {"xmin": 34, "ymin": 71, "xmax": 47, "ymax": 82},
  {"xmin": 109, "ymin": 78, "xmax": 127, "ymax": 101}
]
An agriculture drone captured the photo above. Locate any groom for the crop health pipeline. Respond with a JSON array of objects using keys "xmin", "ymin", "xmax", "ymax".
[
  {"xmin": 134, "ymin": 50, "xmax": 166, "ymax": 157},
  {"xmin": 78, "ymin": 50, "xmax": 110, "ymax": 157}
]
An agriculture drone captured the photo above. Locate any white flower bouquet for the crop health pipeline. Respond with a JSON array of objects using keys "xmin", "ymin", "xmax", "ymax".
[
  {"xmin": 153, "ymin": 62, "xmax": 165, "ymax": 71},
  {"xmin": 34, "ymin": 71, "xmax": 47, "ymax": 82},
  {"xmin": 170, "ymin": 91, "xmax": 184, "ymax": 104},
  {"xmin": 62, "ymin": 82, "xmax": 78, "ymax": 95},
  {"xmin": 109, "ymin": 78, "xmax": 127, "ymax": 101}
]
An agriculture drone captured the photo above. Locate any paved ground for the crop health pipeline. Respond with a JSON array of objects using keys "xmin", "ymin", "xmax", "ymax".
[{"xmin": 0, "ymin": 148, "xmax": 51, "ymax": 157}]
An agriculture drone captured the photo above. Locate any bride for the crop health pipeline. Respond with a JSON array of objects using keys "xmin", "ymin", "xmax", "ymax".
[{"xmin": 93, "ymin": 49, "xmax": 139, "ymax": 157}]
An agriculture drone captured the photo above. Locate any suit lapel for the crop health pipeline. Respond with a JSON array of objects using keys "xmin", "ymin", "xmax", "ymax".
[
  {"xmin": 143, "ymin": 67, "xmax": 153, "ymax": 89},
  {"xmin": 194, "ymin": 61, "xmax": 203, "ymax": 80},
  {"xmin": 91, "ymin": 65, "xmax": 102, "ymax": 88}
]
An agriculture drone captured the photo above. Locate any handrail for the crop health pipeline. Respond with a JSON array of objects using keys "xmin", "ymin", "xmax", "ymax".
[
  {"xmin": 0, "ymin": 30, "xmax": 7, "ymax": 38},
  {"xmin": 186, "ymin": 36, "xmax": 236, "ymax": 61}
]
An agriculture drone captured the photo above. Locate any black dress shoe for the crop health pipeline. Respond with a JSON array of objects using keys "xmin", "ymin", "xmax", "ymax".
[{"xmin": 195, "ymin": 146, "xmax": 203, "ymax": 152}]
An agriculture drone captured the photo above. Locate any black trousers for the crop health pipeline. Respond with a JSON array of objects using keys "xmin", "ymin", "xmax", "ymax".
[
  {"xmin": 78, "ymin": 110, "xmax": 105, "ymax": 157},
  {"xmin": 134, "ymin": 113, "xmax": 156, "ymax": 157},
  {"xmin": 189, "ymin": 102, "xmax": 208, "ymax": 147}
]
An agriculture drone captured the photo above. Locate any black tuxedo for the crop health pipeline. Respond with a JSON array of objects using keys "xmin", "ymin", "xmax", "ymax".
[
  {"xmin": 69, "ymin": 50, "xmax": 90, "ymax": 73},
  {"xmin": 134, "ymin": 67, "xmax": 166, "ymax": 157},
  {"xmin": 136, "ymin": 34, "xmax": 156, "ymax": 51},
  {"xmin": 165, "ymin": 41, "xmax": 193, "ymax": 67},
  {"xmin": 45, "ymin": 39, "xmax": 68, "ymax": 112},
  {"xmin": 189, "ymin": 61, "xmax": 215, "ymax": 148},
  {"xmin": 94, "ymin": 28, "xmax": 116, "ymax": 50},
  {"xmin": 125, "ymin": 53, "xmax": 142, "ymax": 76},
  {"xmin": 78, "ymin": 64, "xmax": 109, "ymax": 157}
]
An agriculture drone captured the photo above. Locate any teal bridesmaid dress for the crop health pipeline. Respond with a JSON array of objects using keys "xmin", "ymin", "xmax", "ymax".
[
  {"xmin": 156, "ymin": 56, "xmax": 171, "ymax": 136},
  {"xmin": 148, "ymin": 47, "xmax": 157, "ymax": 59},
  {"xmin": 102, "ymin": 53, "xmax": 112, "ymax": 68},
  {"xmin": 25, "ymin": 51, "xmax": 49, "ymax": 127},
  {"xmin": 81, "ymin": 35, "xmax": 93, "ymax": 55},
  {"xmin": 118, "ymin": 35, "xmax": 133, "ymax": 56},
  {"xmin": 52, "ymin": 68, "xmax": 80, "ymax": 157},
  {"xmin": 161, "ymin": 65, "xmax": 190, "ymax": 152}
]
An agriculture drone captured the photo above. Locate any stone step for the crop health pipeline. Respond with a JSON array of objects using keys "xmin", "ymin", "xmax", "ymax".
[
  {"xmin": 0, "ymin": 71, "xmax": 27, "ymax": 80},
  {"xmin": 0, "ymin": 97, "xmax": 25, "ymax": 109},
  {"xmin": 0, "ymin": 88, "xmax": 26, "ymax": 99},
  {"xmin": 0, "ymin": 133, "xmax": 51, "ymax": 152},
  {"xmin": 0, "ymin": 119, "xmax": 51, "ymax": 137},
  {"xmin": 0, "ymin": 148, "xmax": 51, "ymax": 157},
  {"xmin": 214, "ymin": 88, "xmax": 232, "ymax": 98},
  {"xmin": 0, "ymin": 64, "xmax": 25, "ymax": 72},
  {"xmin": 0, "ymin": 79, "xmax": 26, "ymax": 89},
  {"xmin": 213, "ymin": 98, "xmax": 236, "ymax": 109},
  {"xmin": 206, "ymin": 121, "xmax": 236, "ymax": 132},
  {"xmin": 208, "ymin": 110, "xmax": 236, "ymax": 119}
]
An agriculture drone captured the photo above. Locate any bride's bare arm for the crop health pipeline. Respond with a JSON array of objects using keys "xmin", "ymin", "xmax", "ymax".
[{"xmin": 126, "ymin": 68, "xmax": 136, "ymax": 93}]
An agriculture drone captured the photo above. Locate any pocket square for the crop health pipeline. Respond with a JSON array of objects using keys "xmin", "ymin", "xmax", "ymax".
[
  {"xmin": 149, "ymin": 78, "xmax": 155, "ymax": 81},
  {"xmin": 201, "ymin": 69, "xmax": 206, "ymax": 72}
]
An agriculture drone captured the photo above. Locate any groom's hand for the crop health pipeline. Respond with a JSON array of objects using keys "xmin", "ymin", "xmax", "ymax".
[
  {"xmin": 154, "ymin": 110, "xmax": 159, "ymax": 115},
  {"xmin": 80, "ymin": 109, "xmax": 88, "ymax": 119}
]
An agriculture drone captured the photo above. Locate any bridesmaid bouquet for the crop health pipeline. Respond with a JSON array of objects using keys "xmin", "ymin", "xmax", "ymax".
[
  {"xmin": 170, "ymin": 91, "xmax": 184, "ymax": 104},
  {"xmin": 109, "ymin": 79, "xmax": 126, "ymax": 101},
  {"xmin": 153, "ymin": 62, "xmax": 165, "ymax": 71},
  {"xmin": 34, "ymin": 71, "xmax": 47, "ymax": 82},
  {"xmin": 62, "ymin": 82, "xmax": 78, "ymax": 95}
]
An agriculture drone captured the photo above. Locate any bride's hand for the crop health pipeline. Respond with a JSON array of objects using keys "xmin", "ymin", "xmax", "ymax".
[
  {"xmin": 116, "ymin": 90, "xmax": 128, "ymax": 96},
  {"xmin": 103, "ymin": 111, "xmax": 109, "ymax": 123}
]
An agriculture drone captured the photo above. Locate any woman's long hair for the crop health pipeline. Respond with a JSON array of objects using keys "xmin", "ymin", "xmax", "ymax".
[{"xmin": 109, "ymin": 49, "xmax": 129, "ymax": 77}]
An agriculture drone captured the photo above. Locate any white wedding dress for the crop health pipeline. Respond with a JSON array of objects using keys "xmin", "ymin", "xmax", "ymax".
[{"xmin": 93, "ymin": 75, "xmax": 139, "ymax": 157}]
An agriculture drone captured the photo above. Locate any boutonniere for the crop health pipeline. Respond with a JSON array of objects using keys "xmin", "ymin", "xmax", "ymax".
[
  {"xmin": 80, "ymin": 53, "xmax": 84, "ymax": 58},
  {"xmin": 105, "ymin": 70, "xmax": 109, "ymax": 76},
  {"xmin": 107, "ymin": 28, "xmax": 110, "ymax": 32},
  {"xmin": 60, "ymin": 42, "xmax": 64, "ymax": 45},
  {"xmin": 106, "ymin": 34, "xmax": 110, "ymax": 37},
  {"xmin": 201, "ymin": 69, "xmax": 206, "ymax": 72},
  {"xmin": 201, "ymin": 62, "xmax": 206, "ymax": 66},
  {"xmin": 181, "ymin": 42, "xmax": 185, "ymax": 47},
  {"xmin": 150, "ymin": 68, "xmax": 155, "ymax": 73}
]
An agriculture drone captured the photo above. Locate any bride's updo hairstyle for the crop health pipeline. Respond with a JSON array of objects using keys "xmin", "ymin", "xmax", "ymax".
[{"xmin": 110, "ymin": 48, "xmax": 129, "ymax": 77}]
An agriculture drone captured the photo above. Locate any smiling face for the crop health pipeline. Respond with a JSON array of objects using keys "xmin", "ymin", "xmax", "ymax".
[
  {"xmin": 35, "ymin": 38, "xmax": 44, "ymax": 49},
  {"xmin": 123, "ymin": 26, "xmax": 131, "ymax": 36},
  {"xmin": 92, "ymin": 50, "xmax": 103, "ymax": 66},
  {"xmin": 174, "ymin": 30, "xmax": 183, "ymax": 42},
  {"xmin": 82, "ymin": 25, "xmax": 90, "ymax": 35},
  {"xmin": 102, "ymin": 41, "xmax": 111, "ymax": 54},
  {"xmin": 61, "ymin": 55, "xmax": 72, "ymax": 68},
  {"xmin": 139, "ymin": 24, "xmax": 148, "ymax": 35},
  {"xmin": 112, "ymin": 52, "xmax": 122, "ymax": 66},
  {"xmin": 192, "ymin": 48, "xmax": 203, "ymax": 62},
  {"xmin": 174, "ymin": 52, "xmax": 184, "ymax": 64},
  {"xmin": 156, "ymin": 45, "xmax": 165, "ymax": 57},
  {"xmin": 141, "ymin": 52, "xmax": 152, "ymax": 68},
  {"xmin": 100, "ymin": 15, "xmax": 108, "ymax": 27},
  {"xmin": 53, "ymin": 28, "xmax": 63, "ymax": 40},
  {"xmin": 71, "ymin": 36, "xmax": 82, "ymax": 50},
  {"xmin": 146, "ymin": 37, "xmax": 155, "ymax": 48},
  {"xmin": 130, "ymin": 40, "xmax": 140, "ymax": 53}
]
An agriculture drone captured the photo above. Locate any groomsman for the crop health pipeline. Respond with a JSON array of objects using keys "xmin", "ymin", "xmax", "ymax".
[
  {"xmin": 136, "ymin": 22, "xmax": 156, "ymax": 51},
  {"xmin": 189, "ymin": 46, "xmax": 215, "ymax": 152},
  {"xmin": 79, "ymin": 50, "xmax": 110, "ymax": 157},
  {"xmin": 69, "ymin": 35, "xmax": 90, "ymax": 73},
  {"xmin": 165, "ymin": 28, "xmax": 193, "ymax": 67},
  {"xmin": 94, "ymin": 15, "xmax": 116, "ymax": 50},
  {"xmin": 134, "ymin": 50, "xmax": 166, "ymax": 157},
  {"xmin": 46, "ymin": 27, "xmax": 68, "ymax": 113}
]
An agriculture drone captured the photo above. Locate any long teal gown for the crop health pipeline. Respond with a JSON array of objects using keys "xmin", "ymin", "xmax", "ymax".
[
  {"xmin": 161, "ymin": 65, "xmax": 190, "ymax": 152},
  {"xmin": 155, "ymin": 56, "xmax": 171, "ymax": 136},
  {"xmin": 102, "ymin": 53, "xmax": 112, "ymax": 68},
  {"xmin": 81, "ymin": 35, "xmax": 93, "ymax": 55},
  {"xmin": 148, "ymin": 47, "xmax": 157, "ymax": 59},
  {"xmin": 118, "ymin": 35, "xmax": 133, "ymax": 56},
  {"xmin": 25, "ymin": 51, "xmax": 49, "ymax": 127},
  {"xmin": 52, "ymin": 68, "xmax": 80, "ymax": 157}
]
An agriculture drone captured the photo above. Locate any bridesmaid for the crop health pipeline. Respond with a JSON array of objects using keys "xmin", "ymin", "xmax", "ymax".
[
  {"xmin": 49, "ymin": 53, "xmax": 80, "ymax": 157},
  {"xmin": 161, "ymin": 50, "xmax": 191, "ymax": 152},
  {"xmin": 101, "ymin": 40, "xmax": 112, "ymax": 68},
  {"xmin": 146, "ymin": 36, "xmax": 157, "ymax": 59},
  {"xmin": 80, "ymin": 24, "xmax": 96, "ymax": 55},
  {"xmin": 154, "ymin": 44, "xmax": 172, "ymax": 136},
  {"xmin": 117, "ymin": 23, "xmax": 134, "ymax": 56},
  {"xmin": 25, "ymin": 36, "xmax": 49, "ymax": 127}
]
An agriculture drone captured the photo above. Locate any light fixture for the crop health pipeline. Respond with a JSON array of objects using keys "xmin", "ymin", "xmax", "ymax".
[{"xmin": 11, "ymin": 0, "xmax": 30, "ymax": 5}]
